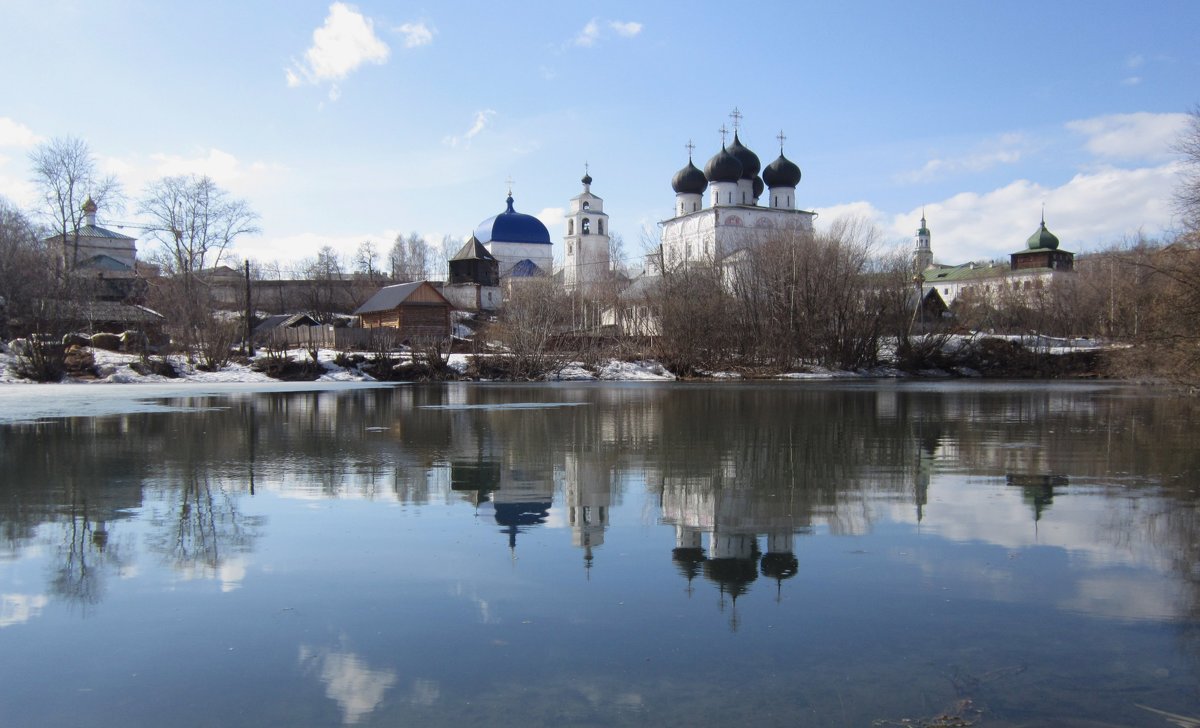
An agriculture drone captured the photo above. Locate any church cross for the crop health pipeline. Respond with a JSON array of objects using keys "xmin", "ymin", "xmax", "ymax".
[
  {"xmin": 729, "ymin": 107, "xmax": 743, "ymax": 131},
  {"xmin": 718, "ymin": 124, "xmax": 729, "ymax": 145},
  {"xmin": 505, "ymin": 175, "xmax": 515, "ymax": 196},
  {"xmin": 776, "ymin": 129, "xmax": 787, "ymax": 152},
  {"xmin": 685, "ymin": 139, "xmax": 695, "ymax": 159}
]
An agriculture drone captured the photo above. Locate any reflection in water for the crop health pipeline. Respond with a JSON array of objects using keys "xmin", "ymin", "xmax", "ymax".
[
  {"xmin": 0, "ymin": 593, "xmax": 48, "ymax": 628},
  {"xmin": 0, "ymin": 382, "xmax": 1198, "ymax": 726},
  {"xmin": 299, "ymin": 646, "xmax": 399, "ymax": 725}
]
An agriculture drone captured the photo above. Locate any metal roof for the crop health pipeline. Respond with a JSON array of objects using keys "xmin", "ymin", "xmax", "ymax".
[
  {"xmin": 43, "ymin": 224, "xmax": 136, "ymax": 241},
  {"xmin": 450, "ymin": 236, "xmax": 498, "ymax": 262},
  {"xmin": 353, "ymin": 281, "xmax": 447, "ymax": 315},
  {"xmin": 508, "ymin": 259, "xmax": 545, "ymax": 278}
]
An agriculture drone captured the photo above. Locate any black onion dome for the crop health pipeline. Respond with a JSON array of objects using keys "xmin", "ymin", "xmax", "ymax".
[
  {"xmin": 581, "ymin": 171, "xmax": 593, "ymax": 186},
  {"xmin": 727, "ymin": 132, "xmax": 761, "ymax": 179},
  {"xmin": 704, "ymin": 145, "xmax": 743, "ymax": 183},
  {"xmin": 671, "ymin": 160, "xmax": 708, "ymax": 194},
  {"xmin": 752, "ymin": 175, "xmax": 764, "ymax": 199},
  {"xmin": 763, "ymin": 153, "xmax": 802, "ymax": 188}
]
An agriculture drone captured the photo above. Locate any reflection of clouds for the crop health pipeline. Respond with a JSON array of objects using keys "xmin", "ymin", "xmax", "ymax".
[
  {"xmin": 218, "ymin": 557, "xmax": 246, "ymax": 593},
  {"xmin": 173, "ymin": 555, "xmax": 249, "ymax": 592},
  {"xmin": 0, "ymin": 593, "xmax": 48, "ymax": 628},
  {"xmin": 920, "ymin": 475, "xmax": 1171, "ymax": 572},
  {"xmin": 299, "ymin": 646, "xmax": 398, "ymax": 725},
  {"xmin": 408, "ymin": 678, "xmax": 440, "ymax": 707},
  {"xmin": 1060, "ymin": 575, "xmax": 1186, "ymax": 622},
  {"xmin": 453, "ymin": 581, "xmax": 498, "ymax": 624}
]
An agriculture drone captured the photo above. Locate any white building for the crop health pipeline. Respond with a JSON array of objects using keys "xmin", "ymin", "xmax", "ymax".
[
  {"xmin": 660, "ymin": 115, "xmax": 815, "ymax": 269},
  {"xmin": 918, "ymin": 214, "xmax": 1076, "ymax": 306},
  {"xmin": 562, "ymin": 168, "xmax": 611, "ymax": 289}
]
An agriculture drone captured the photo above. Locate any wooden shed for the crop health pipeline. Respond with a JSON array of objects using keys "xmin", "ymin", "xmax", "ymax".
[{"xmin": 354, "ymin": 281, "xmax": 452, "ymax": 340}]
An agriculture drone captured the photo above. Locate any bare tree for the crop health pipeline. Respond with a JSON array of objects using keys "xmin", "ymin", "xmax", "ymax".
[
  {"xmin": 0, "ymin": 198, "xmax": 51, "ymax": 339},
  {"xmin": 1175, "ymin": 105, "xmax": 1200, "ymax": 234},
  {"xmin": 491, "ymin": 276, "xmax": 572, "ymax": 378},
  {"xmin": 304, "ymin": 245, "xmax": 353, "ymax": 322},
  {"xmin": 139, "ymin": 174, "xmax": 259, "ymax": 276},
  {"xmin": 355, "ymin": 240, "xmax": 382, "ymax": 281},
  {"xmin": 28, "ymin": 136, "xmax": 122, "ymax": 269},
  {"xmin": 389, "ymin": 232, "xmax": 430, "ymax": 281}
]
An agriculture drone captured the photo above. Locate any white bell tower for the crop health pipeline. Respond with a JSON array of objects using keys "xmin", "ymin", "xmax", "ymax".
[
  {"xmin": 915, "ymin": 209, "xmax": 933, "ymax": 271},
  {"xmin": 563, "ymin": 165, "xmax": 611, "ymax": 289}
]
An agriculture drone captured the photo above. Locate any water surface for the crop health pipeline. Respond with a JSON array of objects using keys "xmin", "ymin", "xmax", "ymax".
[{"xmin": 1, "ymin": 381, "xmax": 1198, "ymax": 726}]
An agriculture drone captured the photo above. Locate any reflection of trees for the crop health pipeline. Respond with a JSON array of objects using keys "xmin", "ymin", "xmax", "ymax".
[
  {"xmin": 4, "ymin": 381, "xmax": 1200, "ymax": 622},
  {"xmin": 146, "ymin": 472, "xmax": 262, "ymax": 576}
]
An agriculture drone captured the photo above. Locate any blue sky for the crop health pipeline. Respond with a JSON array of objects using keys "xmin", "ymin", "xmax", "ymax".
[{"xmin": 1, "ymin": 0, "xmax": 1196, "ymax": 272}]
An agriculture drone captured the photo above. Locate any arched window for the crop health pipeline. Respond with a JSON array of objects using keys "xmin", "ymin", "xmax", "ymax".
[
  {"xmin": 582, "ymin": 201, "xmax": 590, "ymax": 210},
  {"xmin": 567, "ymin": 242, "xmax": 573, "ymax": 255},
  {"xmin": 568, "ymin": 220, "xmax": 574, "ymax": 235},
  {"xmin": 598, "ymin": 219, "xmax": 604, "ymax": 234},
  {"xmin": 582, "ymin": 218, "xmax": 590, "ymax": 235}
]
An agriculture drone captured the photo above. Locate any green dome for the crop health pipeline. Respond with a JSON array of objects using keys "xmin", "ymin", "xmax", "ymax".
[{"xmin": 1026, "ymin": 221, "xmax": 1060, "ymax": 250}]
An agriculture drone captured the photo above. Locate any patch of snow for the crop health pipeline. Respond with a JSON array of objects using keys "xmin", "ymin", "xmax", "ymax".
[
  {"xmin": 597, "ymin": 360, "xmax": 675, "ymax": 381},
  {"xmin": 552, "ymin": 362, "xmax": 597, "ymax": 381}
]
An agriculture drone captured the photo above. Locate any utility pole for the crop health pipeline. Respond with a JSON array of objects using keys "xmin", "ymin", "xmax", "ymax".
[{"xmin": 244, "ymin": 259, "xmax": 254, "ymax": 356}]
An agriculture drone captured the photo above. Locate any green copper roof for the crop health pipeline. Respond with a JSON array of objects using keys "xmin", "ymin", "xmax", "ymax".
[{"xmin": 1026, "ymin": 221, "xmax": 1060, "ymax": 251}]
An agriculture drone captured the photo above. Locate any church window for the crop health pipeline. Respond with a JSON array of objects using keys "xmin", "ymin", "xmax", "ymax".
[
  {"xmin": 582, "ymin": 218, "xmax": 590, "ymax": 235},
  {"xmin": 598, "ymin": 219, "xmax": 604, "ymax": 234},
  {"xmin": 568, "ymin": 220, "xmax": 574, "ymax": 235},
  {"xmin": 693, "ymin": 202, "xmax": 698, "ymax": 212},
  {"xmin": 728, "ymin": 192, "xmax": 733, "ymax": 204},
  {"xmin": 582, "ymin": 201, "xmax": 590, "ymax": 210},
  {"xmin": 568, "ymin": 242, "xmax": 573, "ymax": 255}
]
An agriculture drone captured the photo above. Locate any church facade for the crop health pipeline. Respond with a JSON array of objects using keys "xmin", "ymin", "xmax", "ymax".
[{"xmin": 660, "ymin": 113, "xmax": 815, "ymax": 270}]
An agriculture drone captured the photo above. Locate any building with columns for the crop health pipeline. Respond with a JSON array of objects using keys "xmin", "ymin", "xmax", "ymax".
[{"xmin": 660, "ymin": 111, "xmax": 815, "ymax": 270}]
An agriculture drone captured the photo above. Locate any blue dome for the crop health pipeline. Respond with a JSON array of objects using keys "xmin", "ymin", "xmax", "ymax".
[{"xmin": 474, "ymin": 195, "xmax": 551, "ymax": 245}]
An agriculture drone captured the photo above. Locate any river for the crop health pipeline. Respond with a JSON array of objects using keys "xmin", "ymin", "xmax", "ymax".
[{"xmin": 1, "ymin": 381, "xmax": 1197, "ymax": 726}]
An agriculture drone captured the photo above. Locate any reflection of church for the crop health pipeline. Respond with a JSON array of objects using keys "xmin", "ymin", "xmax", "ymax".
[
  {"xmin": 563, "ymin": 452, "xmax": 613, "ymax": 571},
  {"xmin": 660, "ymin": 475, "xmax": 805, "ymax": 625},
  {"xmin": 450, "ymin": 456, "xmax": 554, "ymax": 552}
]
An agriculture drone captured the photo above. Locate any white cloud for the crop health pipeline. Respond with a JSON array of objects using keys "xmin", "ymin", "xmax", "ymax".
[
  {"xmin": 286, "ymin": 2, "xmax": 390, "ymax": 99},
  {"xmin": 571, "ymin": 17, "xmax": 642, "ymax": 47},
  {"xmin": 609, "ymin": 20, "xmax": 643, "ymax": 38},
  {"xmin": 813, "ymin": 201, "xmax": 886, "ymax": 230},
  {"xmin": 535, "ymin": 206, "xmax": 565, "ymax": 234},
  {"xmin": 1121, "ymin": 76, "xmax": 1142, "ymax": 86},
  {"xmin": 1126, "ymin": 53, "xmax": 1145, "ymax": 69},
  {"xmin": 395, "ymin": 21, "xmax": 435, "ymax": 48},
  {"xmin": 573, "ymin": 19, "xmax": 601, "ymax": 47},
  {"xmin": 1065, "ymin": 111, "xmax": 1189, "ymax": 161},
  {"xmin": 882, "ymin": 161, "xmax": 1181, "ymax": 262},
  {"xmin": 897, "ymin": 133, "xmax": 1030, "ymax": 183},
  {"xmin": 147, "ymin": 148, "xmax": 269, "ymax": 185},
  {"xmin": 0, "ymin": 117, "xmax": 42, "ymax": 148},
  {"xmin": 442, "ymin": 109, "xmax": 496, "ymax": 148}
]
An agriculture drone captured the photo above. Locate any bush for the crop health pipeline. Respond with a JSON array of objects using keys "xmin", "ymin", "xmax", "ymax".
[{"xmin": 13, "ymin": 338, "xmax": 66, "ymax": 382}]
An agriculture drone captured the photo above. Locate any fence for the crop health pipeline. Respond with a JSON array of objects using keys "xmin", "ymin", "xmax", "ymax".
[{"xmin": 257, "ymin": 325, "xmax": 413, "ymax": 351}]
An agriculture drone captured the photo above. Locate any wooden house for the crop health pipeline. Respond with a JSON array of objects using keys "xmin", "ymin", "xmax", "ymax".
[{"xmin": 354, "ymin": 281, "xmax": 452, "ymax": 340}]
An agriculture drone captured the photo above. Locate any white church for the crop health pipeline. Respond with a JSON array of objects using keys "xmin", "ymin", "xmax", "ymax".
[{"xmin": 661, "ymin": 110, "xmax": 815, "ymax": 269}]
